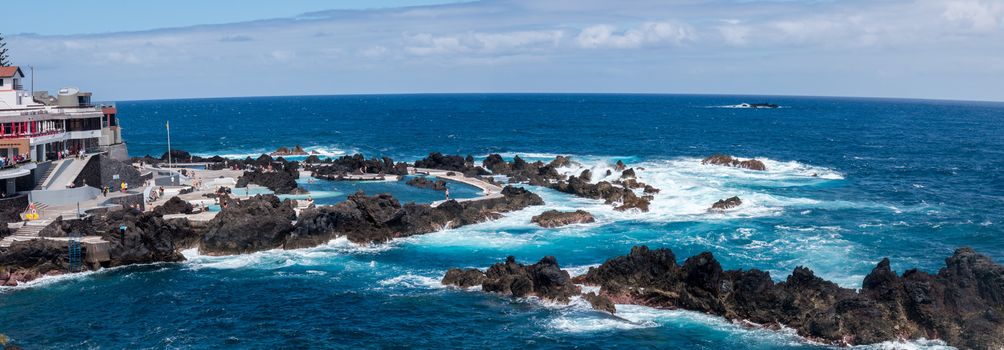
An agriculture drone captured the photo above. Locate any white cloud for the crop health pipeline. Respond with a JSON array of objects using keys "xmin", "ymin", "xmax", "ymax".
[
  {"xmin": 942, "ymin": 0, "xmax": 1004, "ymax": 32},
  {"xmin": 576, "ymin": 22, "xmax": 695, "ymax": 49},
  {"xmin": 404, "ymin": 30, "xmax": 565, "ymax": 56},
  {"xmin": 4, "ymin": 0, "xmax": 1004, "ymax": 101}
]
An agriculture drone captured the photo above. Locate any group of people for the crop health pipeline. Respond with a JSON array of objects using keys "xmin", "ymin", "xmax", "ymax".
[{"xmin": 0, "ymin": 153, "xmax": 28, "ymax": 168}]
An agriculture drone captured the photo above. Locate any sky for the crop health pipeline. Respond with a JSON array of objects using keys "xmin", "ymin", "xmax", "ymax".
[{"xmin": 3, "ymin": 0, "xmax": 1003, "ymax": 102}]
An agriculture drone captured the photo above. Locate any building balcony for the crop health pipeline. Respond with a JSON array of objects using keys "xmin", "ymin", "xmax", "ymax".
[{"xmin": 0, "ymin": 129, "xmax": 66, "ymax": 140}]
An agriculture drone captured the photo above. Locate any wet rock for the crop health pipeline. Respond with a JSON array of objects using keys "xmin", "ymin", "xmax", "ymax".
[
  {"xmin": 578, "ymin": 246, "xmax": 1004, "ymax": 349},
  {"xmin": 447, "ymin": 256, "xmax": 581, "ymax": 302},
  {"xmin": 270, "ymin": 145, "xmax": 308, "ymax": 156},
  {"xmin": 4, "ymin": 208, "xmax": 201, "ymax": 285},
  {"xmin": 308, "ymin": 153, "xmax": 406, "ymax": 178},
  {"xmin": 621, "ymin": 168, "xmax": 636, "ymax": 179},
  {"xmin": 701, "ymin": 154, "xmax": 767, "ymax": 171},
  {"xmin": 615, "ymin": 160, "xmax": 626, "ymax": 171},
  {"xmin": 710, "ymin": 196, "xmax": 742, "ymax": 211},
  {"xmin": 416, "ymin": 153, "xmax": 490, "ymax": 177},
  {"xmin": 442, "ymin": 268, "xmax": 487, "ymax": 288},
  {"xmin": 584, "ymin": 292, "xmax": 617, "ymax": 314},
  {"xmin": 549, "ymin": 156, "xmax": 575, "ymax": 168},
  {"xmin": 481, "ymin": 154, "xmax": 656, "ymax": 212},
  {"xmin": 236, "ymin": 169, "xmax": 299, "ymax": 194},
  {"xmin": 406, "ymin": 176, "xmax": 447, "ymax": 191},
  {"xmin": 552, "ymin": 176, "xmax": 651, "ymax": 212},
  {"xmin": 200, "ymin": 195, "xmax": 297, "ymax": 255},
  {"xmin": 290, "ymin": 186, "xmax": 543, "ymax": 246},
  {"xmin": 531, "ymin": 210, "xmax": 595, "ymax": 228}
]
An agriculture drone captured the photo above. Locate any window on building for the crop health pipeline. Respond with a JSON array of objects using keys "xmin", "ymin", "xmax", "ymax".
[{"xmin": 0, "ymin": 79, "xmax": 4, "ymax": 87}]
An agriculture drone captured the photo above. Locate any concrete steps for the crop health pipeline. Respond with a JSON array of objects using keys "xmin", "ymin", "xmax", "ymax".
[
  {"xmin": 1, "ymin": 219, "xmax": 53, "ymax": 248},
  {"xmin": 43, "ymin": 155, "xmax": 94, "ymax": 189}
]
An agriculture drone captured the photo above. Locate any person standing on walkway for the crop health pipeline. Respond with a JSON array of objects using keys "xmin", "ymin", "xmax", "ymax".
[
  {"xmin": 445, "ymin": 187, "xmax": 450, "ymax": 201},
  {"xmin": 120, "ymin": 181, "xmax": 127, "ymax": 193},
  {"xmin": 102, "ymin": 186, "xmax": 108, "ymax": 197}
]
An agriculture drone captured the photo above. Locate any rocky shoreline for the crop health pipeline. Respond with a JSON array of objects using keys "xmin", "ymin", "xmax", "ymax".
[
  {"xmin": 442, "ymin": 246, "xmax": 1004, "ymax": 349},
  {"xmin": 0, "ymin": 185, "xmax": 543, "ymax": 284},
  {"xmin": 7, "ymin": 150, "xmax": 989, "ymax": 348}
]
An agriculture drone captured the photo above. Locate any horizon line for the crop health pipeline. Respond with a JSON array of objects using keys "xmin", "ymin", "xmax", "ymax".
[{"xmin": 113, "ymin": 91, "xmax": 1004, "ymax": 105}]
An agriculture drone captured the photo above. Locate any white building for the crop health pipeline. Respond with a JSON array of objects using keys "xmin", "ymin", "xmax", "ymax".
[
  {"xmin": 0, "ymin": 65, "xmax": 128, "ymax": 195},
  {"xmin": 0, "ymin": 66, "xmax": 38, "ymax": 110}
]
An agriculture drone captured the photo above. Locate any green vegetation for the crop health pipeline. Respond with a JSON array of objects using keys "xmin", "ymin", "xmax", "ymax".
[{"xmin": 0, "ymin": 33, "xmax": 10, "ymax": 66}]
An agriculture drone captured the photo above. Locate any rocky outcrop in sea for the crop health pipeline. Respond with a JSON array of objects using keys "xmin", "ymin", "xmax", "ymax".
[
  {"xmin": 405, "ymin": 176, "xmax": 447, "ymax": 191},
  {"xmin": 481, "ymin": 154, "xmax": 655, "ymax": 211},
  {"xmin": 710, "ymin": 196, "xmax": 742, "ymax": 211},
  {"xmin": 701, "ymin": 154, "xmax": 767, "ymax": 171},
  {"xmin": 531, "ymin": 210, "xmax": 595, "ymax": 228},
  {"xmin": 580, "ymin": 246, "xmax": 1004, "ymax": 349},
  {"xmin": 306, "ymin": 153, "xmax": 409, "ymax": 179},
  {"xmin": 199, "ymin": 195, "xmax": 298, "ymax": 255},
  {"xmin": 290, "ymin": 186, "xmax": 543, "ymax": 246},
  {"xmin": 415, "ymin": 152, "xmax": 489, "ymax": 177},
  {"xmin": 443, "ymin": 255, "xmax": 581, "ymax": 303},
  {"xmin": 443, "ymin": 246, "xmax": 1004, "ymax": 349}
]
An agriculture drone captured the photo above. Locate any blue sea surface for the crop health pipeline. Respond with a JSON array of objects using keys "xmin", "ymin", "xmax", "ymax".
[{"xmin": 2, "ymin": 94, "xmax": 1003, "ymax": 349}]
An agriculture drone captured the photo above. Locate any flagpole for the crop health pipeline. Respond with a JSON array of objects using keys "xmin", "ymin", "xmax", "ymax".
[{"xmin": 166, "ymin": 120, "xmax": 172, "ymax": 168}]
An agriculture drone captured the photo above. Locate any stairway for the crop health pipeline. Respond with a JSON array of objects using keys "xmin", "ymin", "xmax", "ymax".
[
  {"xmin": 33, "ymin": 162, "xmax": 60, "ymax": 190},
  {"xmin": 38, "ymin": 159, "xmax": 71, "ymax": 190},
  {"xmin": 0, "ymin": 219, "xmax": 52, "ymax": 248},
  {"xmin": 43, "ymin": 155, "xmax": 93, "ymax": 189}
]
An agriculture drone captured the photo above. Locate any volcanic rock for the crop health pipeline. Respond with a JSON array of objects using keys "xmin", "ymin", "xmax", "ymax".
[
  {"xmin": 236, "ymin": 169, "xmax": 299, "ymax": 194},
  {"xmin": 702, "ymin": 154, "xmax": 767, "ymax": 171},
  {"xmin": 200, "ymin": 195, "xmax": 297, "ymax": 255},
  {"xmin": 442, "ymin": 268, "xmax": 487, "ymax": 288},
  {"xmin": 584, "ymin": 292, "xmax": 617, "ymax": 314},
  {"xmin": 289, "ymin": 186, "xmax": 543, "ymax": 246},
  {"xmin": 152, "ymin": 196, "xmax": 194, "ymax": 215},
  {"xmin": 531, "ymin": 210, "xmax": 595, "ymax": 228},
  {"xmin": 444, "ymin": 256, "xmax": 581, "ymax": 302},
  {"xmin": 406, "ymin": 176, "xmax": 447, "ymax": 191},
  {"xmin": 710, "ymin": 196, "xmax": 742, "ymax": 211},
  {"xmin": 578, "ymin": 245, "xmax": 1004, "ymax": 349}
]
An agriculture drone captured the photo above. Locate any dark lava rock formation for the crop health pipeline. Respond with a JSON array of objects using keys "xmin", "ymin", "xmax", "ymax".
[
  {"xmin": 415, "ymin": 152, "xmax": 489, "ymax": 177},
  {"xmin": 483, "ymin": 154, "xmax": 654, "ymax": 212},
  {"xmin": 579, "ymin": 246, "xmax": 1004, "ymax": 349},
  {"xmin": 2, "ymin": 208, "xmax": 200, "ymax": 285},
  {"xmin": 289, "ymin": 186, "xmax": 543, "ymax": 246},
  {"xmin": 531, "ymin": 210, "xmax": 596, "ymax": 228},
  {"xmin": 710, "ymin": 196, "xmax": 742, "ymax": 211},
  {"xmin": 443, "ymin": 256, "xmax": 581, "ymax": 303},
  {"xmin": 702, "ymin": 154, "xmax": 767, "ymax": 171},
  {"xmin": 236, "ymin": 169, "xmax": 300, "ymax": 194},
  {"xmin": 405, "ymin": 176, "xmax": 447, "ymax": 191},
  {"xmin": 199, "ymin": 195, "xmax": 297, "ymax": 255},
  {"xmin": 152, "ymin": 196, "xmax": 194, "ymax": 215},
  {"xmin": 307, "ymin": 153, "xmax": 409, "ymax": 179}
]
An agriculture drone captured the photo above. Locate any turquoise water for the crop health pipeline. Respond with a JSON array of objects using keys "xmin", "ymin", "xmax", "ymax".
[
  {"xmin": 2, "ymin": 94, "xmax": 1002, "ymax": 349},
  {"xmin": 287, "ymin": 175, "xmax": 483, "ymax": 206},
  {"xmin": 204, "ymin": 176, "xmax": 481, "ymax": 211}
]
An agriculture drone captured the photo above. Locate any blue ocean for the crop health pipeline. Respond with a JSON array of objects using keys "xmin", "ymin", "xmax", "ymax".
[{"xmin": 2, "ymin": 94, "xmax": 1003, "ymax": 349}]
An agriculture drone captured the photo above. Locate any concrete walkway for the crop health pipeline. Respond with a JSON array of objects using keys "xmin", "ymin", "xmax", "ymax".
[{"xmin": 411, "ymin": 167, "xmax": 505, "ymax": 207}]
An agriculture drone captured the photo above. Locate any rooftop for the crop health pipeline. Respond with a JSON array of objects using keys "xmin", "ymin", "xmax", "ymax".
[{"xmin": 0, "ymin": 66, "xmax": 24, "ymax": 78}]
